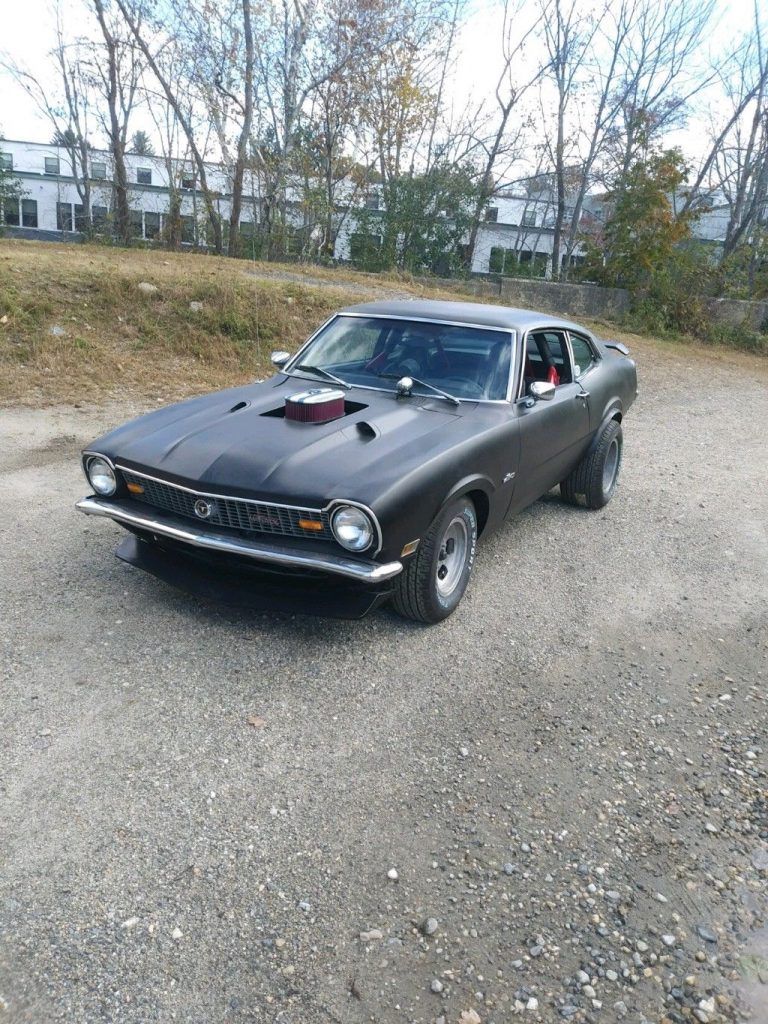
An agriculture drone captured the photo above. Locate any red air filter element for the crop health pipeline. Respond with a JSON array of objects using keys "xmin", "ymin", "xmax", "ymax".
[{"xmin": 285, "ymin": 387, "xmax": 346, "ymax": 424}]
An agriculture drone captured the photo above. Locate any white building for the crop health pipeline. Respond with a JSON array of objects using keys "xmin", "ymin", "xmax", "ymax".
[
  {"xmin": 0, "ymin": 138, "xmax": 279, "ymax": 246},
  {"xmin": 470, "ymin": 188, "xmax": 600, "ymax": 275},
  {"xmin": 0, "ymin": 137, "xmax": 734, "ymax": 272}
]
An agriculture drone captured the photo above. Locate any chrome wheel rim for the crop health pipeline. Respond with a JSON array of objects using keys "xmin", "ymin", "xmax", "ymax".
[
  {"xmin": 436, "ymin": 516, "xmax": 468, "ymax": 597},
  {"xmin": 603, "ymin": 438, "xmax": 620, "ymax": 492}
]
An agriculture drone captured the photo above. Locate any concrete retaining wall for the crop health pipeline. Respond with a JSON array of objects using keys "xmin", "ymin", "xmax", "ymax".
[
  {"xmin": 433, "ymin": 275, "xmax": 631, "ymax": 321},
  {"xmin": 700, "ymin": 297, "xmax": 768, "ymax": 331},
  {"xmin": 433, "ymin": 275, "xmax": 768, "ymax": 331}
]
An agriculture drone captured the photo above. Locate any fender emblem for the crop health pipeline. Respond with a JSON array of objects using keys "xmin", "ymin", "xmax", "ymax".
[{"xmin": 503, "ymin": 472, "xmax": 516, "ymax": 484}]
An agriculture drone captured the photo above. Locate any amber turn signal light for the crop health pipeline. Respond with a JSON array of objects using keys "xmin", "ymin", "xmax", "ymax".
[
  {"xmin": 298, "ymin": 518, "xmax": 324, "ymax": 532},
  {"xmin": 400, "ymin": 539, "xmax": 420, "ymax": 556},
  {"xmin": 127, "ymin": 482, "xmax": 144, "ymax": 494}
]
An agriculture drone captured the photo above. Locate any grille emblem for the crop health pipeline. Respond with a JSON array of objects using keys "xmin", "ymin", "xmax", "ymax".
[
  {"xmin": 249, "ymin": 509, "xmax": 283, "ymax": 529},
  {"xmin": 194, "ymin": 498, "xmax": 215, "ymax": 519}
]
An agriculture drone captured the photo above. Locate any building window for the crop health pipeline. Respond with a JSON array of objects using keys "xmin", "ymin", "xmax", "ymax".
[
  {"xmin": 57, "ymin": 202, "xmax": 73, "ymax": 231},
  {"xmin": 181, "ymin": 215, "xmax": 195, "ymax": 244},
  {"xmin": 129, "ymin": 209, "xmax": 143, "ymax": 237},
  {"xmin": 485, "ymin": 206, "xmax": 499, "ymax": 223},
  {"xmin": 91, "ymin": 161, "xmax": 107, "ymax": 180},
  {"xmin": 144, "ymin": 211, "xmax": 161, "ymax": 239},
  {"xmin": 489, "ymin": 246, "xmax": 548, "ymax": 277},
  {"xmin": 137, "ymin": 167, "xmax": 152, "ymax": 185},
  {"xmin": 364, "ymin": 195, "xmax": 380, "ymax": 211},
  {"xmin": 74, "ymin": 204, "xmax": 87, "ymax": 232},
  {"xmin": 92, "ymin": 205, "xmax": 109, "ymax": 232},
  {"xmin": 521, "ymin": 210, "xmax": 537, "ymax": 228},
  {"xmin": 349, "ymin": 231, "xmax": 383, "ymax": 263},
  {"xmin": 45, "ymin": 156, "xmax": 60, "ymax": 175},
  {"xmin": 21, "ymin": 199, "xmax": 38, "ymax": 228},
  {"xmin": 0, "ymin": 152, "xmax": 12, "ymax": 171},
  {"xmin": 2, "ymin": 199, "xmax": 20, "ymax": 226},
  {"xmin": 181, "ymin": 173, "xmax": 195, "ymax": 190}
]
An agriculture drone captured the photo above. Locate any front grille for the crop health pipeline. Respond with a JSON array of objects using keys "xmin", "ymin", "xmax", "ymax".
[{"xmin": 120, "ymin": 468, "xmax": 331, "ymax": 541}]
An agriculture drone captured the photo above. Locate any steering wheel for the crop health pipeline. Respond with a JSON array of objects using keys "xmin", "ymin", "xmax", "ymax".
[{"xmin": 383, "ymin": 357, "xmax": 421, "ymax": 378}]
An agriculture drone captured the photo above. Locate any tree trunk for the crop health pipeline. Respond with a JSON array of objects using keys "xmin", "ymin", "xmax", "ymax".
[
  {"xmin": 551, "ymin": 99, "xmax": 565, "ymax": 280},
  {"xmin": 228, "ymin": 0, "xmax": 254, "ymax": 257},
  {"xmin": 93, "ymin": 0, "xmax": 131, "ymax": 245}
]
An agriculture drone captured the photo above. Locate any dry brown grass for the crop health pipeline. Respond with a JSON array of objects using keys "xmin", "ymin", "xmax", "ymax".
[
  {"xmin": 2, "ymin": 238, "xmax": 765, "ymax": 406},
  {"xmin": 0, "ymin": 241, "xmax": 386, "ymax": 405}
]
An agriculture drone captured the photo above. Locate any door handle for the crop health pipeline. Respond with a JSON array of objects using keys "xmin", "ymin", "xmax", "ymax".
[{"xmin": 576, "ymin": 390, "xmax": 589, "ymax": 401}]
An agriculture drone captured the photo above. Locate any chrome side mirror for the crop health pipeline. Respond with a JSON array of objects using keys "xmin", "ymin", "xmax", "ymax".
[
  {"xmin": 271, "ymin": 350, "xmax": 290, "ymax": 368},
  {"xmin": 529, "ymin": 380, "xmax": 556, "ymax": 402}
]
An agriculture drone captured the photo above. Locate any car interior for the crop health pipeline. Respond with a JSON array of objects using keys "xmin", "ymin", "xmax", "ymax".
[
  {"xmin": 523, "ymin": 331, "xmax": 573, "ymax": 392},
  {"xmin": 360, "ymin": 324, "xmax": 512, "ymax": 400}
]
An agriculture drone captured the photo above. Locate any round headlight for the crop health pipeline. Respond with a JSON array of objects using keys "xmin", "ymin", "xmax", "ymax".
[
  {"xmin": 331, "ymin": 505, "xmax": 374, "ymax": 552},
  {"xmin": 87, "ymin": 457, "xmax": 117, "ymax": 496}
]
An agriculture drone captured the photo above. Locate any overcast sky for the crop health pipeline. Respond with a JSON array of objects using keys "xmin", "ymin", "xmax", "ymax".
[{"xmin": 0, "ymin": 0, "xmax": 755, "ymax": 165}]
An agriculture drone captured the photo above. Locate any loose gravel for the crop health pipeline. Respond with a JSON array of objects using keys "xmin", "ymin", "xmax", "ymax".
[{"xmin": 0, "ymin": 341, "xmax": 766, "ymax": 1023}]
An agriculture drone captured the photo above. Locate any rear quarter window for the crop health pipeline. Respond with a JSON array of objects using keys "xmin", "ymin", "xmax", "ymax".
[{"xmin": 569, "ymin": 332, "xmax": 598, "ymax": 377}]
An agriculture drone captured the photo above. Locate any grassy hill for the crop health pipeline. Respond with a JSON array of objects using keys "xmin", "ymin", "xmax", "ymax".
[
  {"xmin": 0, "ymin": 241, "xmax": 423, "ymax": 405},
  {"xmin": 1, "ymin": 238, "xmax": 762, "ymax": 406}
]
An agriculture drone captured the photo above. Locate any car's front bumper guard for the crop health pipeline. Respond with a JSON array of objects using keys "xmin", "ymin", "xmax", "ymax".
[{"xmin": 75, "ymin": 496, "xmax": 403, "ymax": 584}]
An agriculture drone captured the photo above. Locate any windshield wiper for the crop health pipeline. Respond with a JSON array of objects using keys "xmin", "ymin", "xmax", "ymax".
[
  {"xmin": 286, "ymin": 364, "xmax": 351, "ymax": 389},
  {"xmin": 378, "ymin": 372, "xmax": 460, "ymax": 407}
]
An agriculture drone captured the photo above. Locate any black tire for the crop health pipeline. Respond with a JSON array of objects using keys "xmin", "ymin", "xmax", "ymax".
[
  {"xmin": 560, "ymin": 419, "xmax": 623, "ymax": 510},
  {"xmin": 392, "ymin": 497, "xmax": 477, "ymax": 624}
]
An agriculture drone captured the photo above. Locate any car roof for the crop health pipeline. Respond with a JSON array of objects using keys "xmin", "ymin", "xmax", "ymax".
[{"xmin": 340, "ymin": 299, "xmax": 589, "ymax": 335}]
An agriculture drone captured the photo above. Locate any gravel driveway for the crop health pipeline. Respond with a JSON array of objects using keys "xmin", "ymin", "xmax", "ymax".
[{"xmin": 1, "ymin": 340, "xmax": 766, "ymax": 1024}]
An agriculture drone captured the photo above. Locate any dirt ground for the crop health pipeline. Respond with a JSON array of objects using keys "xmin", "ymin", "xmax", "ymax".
[{"xmin": 0, "ymin": 337, "xmax": 766, "ymax": 1024}]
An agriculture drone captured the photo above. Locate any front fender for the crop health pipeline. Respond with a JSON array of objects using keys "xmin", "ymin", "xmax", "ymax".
[
  {"xmin": 440, "ymin": 473, "xmax": 497, "ymax": 535},
  {"xmin": 442, "ymin": 472, "xmax": 495, "ymax": 508}
]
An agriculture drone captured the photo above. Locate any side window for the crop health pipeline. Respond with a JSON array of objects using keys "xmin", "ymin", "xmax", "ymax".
[
  {"xmin": 569, "ymin": 332, "xmax": 598, "ymax": 378},
  {"xmin": 524, "ymin": 331, "xmax": 572, "ymax": 390}
]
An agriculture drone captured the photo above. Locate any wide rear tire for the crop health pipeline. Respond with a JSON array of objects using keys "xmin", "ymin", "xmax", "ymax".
[
  {"xmin": 392, "ymin": 497, "xmax": 477, "ymax": 624},
  {"xmin": 560, "ymin": 419, "xmax": 623, "ymax": 510}
]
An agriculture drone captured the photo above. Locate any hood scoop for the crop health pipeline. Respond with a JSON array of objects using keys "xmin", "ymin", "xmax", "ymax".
[{"xmin": 284, "ymin": 387, "xmax": 346, "ymax": 424}]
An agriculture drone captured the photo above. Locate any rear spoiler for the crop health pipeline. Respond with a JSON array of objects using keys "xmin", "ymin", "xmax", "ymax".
[{"xmin": 603, "ymin": 339, "xmax": 630, "ymax": 355}]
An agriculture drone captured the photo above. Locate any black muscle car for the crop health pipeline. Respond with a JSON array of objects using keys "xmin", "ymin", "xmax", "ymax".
[{"xmin": 77, "ymin": 300, "xmax": 637, "ymax": 622}]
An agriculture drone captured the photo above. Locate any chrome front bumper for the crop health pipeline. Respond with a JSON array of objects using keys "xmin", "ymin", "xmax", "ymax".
[{"xmin": 76, "ymin": 497, "xmax": 403, "ymax": 583}]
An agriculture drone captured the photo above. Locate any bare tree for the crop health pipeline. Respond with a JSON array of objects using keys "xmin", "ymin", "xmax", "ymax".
[
  {"xmin": 253, "ymin": 0, "xmax": 405, "ymax": 258},
  {"xmin": 702, "ymin": 4, "xmax": 768, "ymax": 274},
  {"xmin": 609, "ymin": 0, "xmax": 718, "ymax": 184},
  {"xmin": 90, "ymin": 0, "xmax": 142, "ymax": 245},
  {"xmin": 559, "ymin": 0, "xmax": 636, "ymax": 276},
  {"xmin": 539, "ymin": 0, "xmax": 598, "ymax": 279},
  {"xmin": 144, "ymin": 69, "xmax": 193, "ymax": 249},
  {"xmin": 2, "ymin": 8, "xmax": 95, "ymax": 235},
  {"xmin": 228, "ymin": 0, "xmax": 255, "ymax": 256},
  {"xmin": 463, "ymin": 0, "xmax": 548, "ymax": 270},
  {"xmin": 114, "ymin": 0, "xmax": 225, "ymax": 252}
]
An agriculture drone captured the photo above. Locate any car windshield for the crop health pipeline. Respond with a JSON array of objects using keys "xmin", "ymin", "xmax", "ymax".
[{"xmin": 286, "ymin": 316, "xmax": 513, "ymax": 401}]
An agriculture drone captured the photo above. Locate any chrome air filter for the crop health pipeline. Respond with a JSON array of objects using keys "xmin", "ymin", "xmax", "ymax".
[{"xmin": 285, "ymin": 387, "xmax": 346, "ymax": 424}]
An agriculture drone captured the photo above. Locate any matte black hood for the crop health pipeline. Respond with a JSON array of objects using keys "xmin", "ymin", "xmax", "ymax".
[{"xmin": 90, "ymin": 377, "xmax": 469, "ymax": 508}]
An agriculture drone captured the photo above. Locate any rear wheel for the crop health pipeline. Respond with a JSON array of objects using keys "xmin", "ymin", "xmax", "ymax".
[
  {"xmin": 560, "ymin": 419, "xmax": 623, "ymax": 509},
  {"xmin": 392, "ymin": 497, "xmax": 477, "ymax": 624}
]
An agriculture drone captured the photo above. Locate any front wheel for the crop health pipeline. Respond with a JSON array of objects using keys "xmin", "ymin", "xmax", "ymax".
[
  {"xmin": 561, "ymin": 419, "xmax": 623, "ymax": 509},
  {"xmin": 392, "ymin": 497, "xmax": 477, "ymax": 624}
]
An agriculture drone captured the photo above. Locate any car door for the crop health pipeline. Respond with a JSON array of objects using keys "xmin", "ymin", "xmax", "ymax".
[
  {"xmin": 568, "ymin": 329, "xmax": 605, "ymax": 432},
  {"xmin": 509, "ymin": 328, "xmax": 591, "ymax": 510}
]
